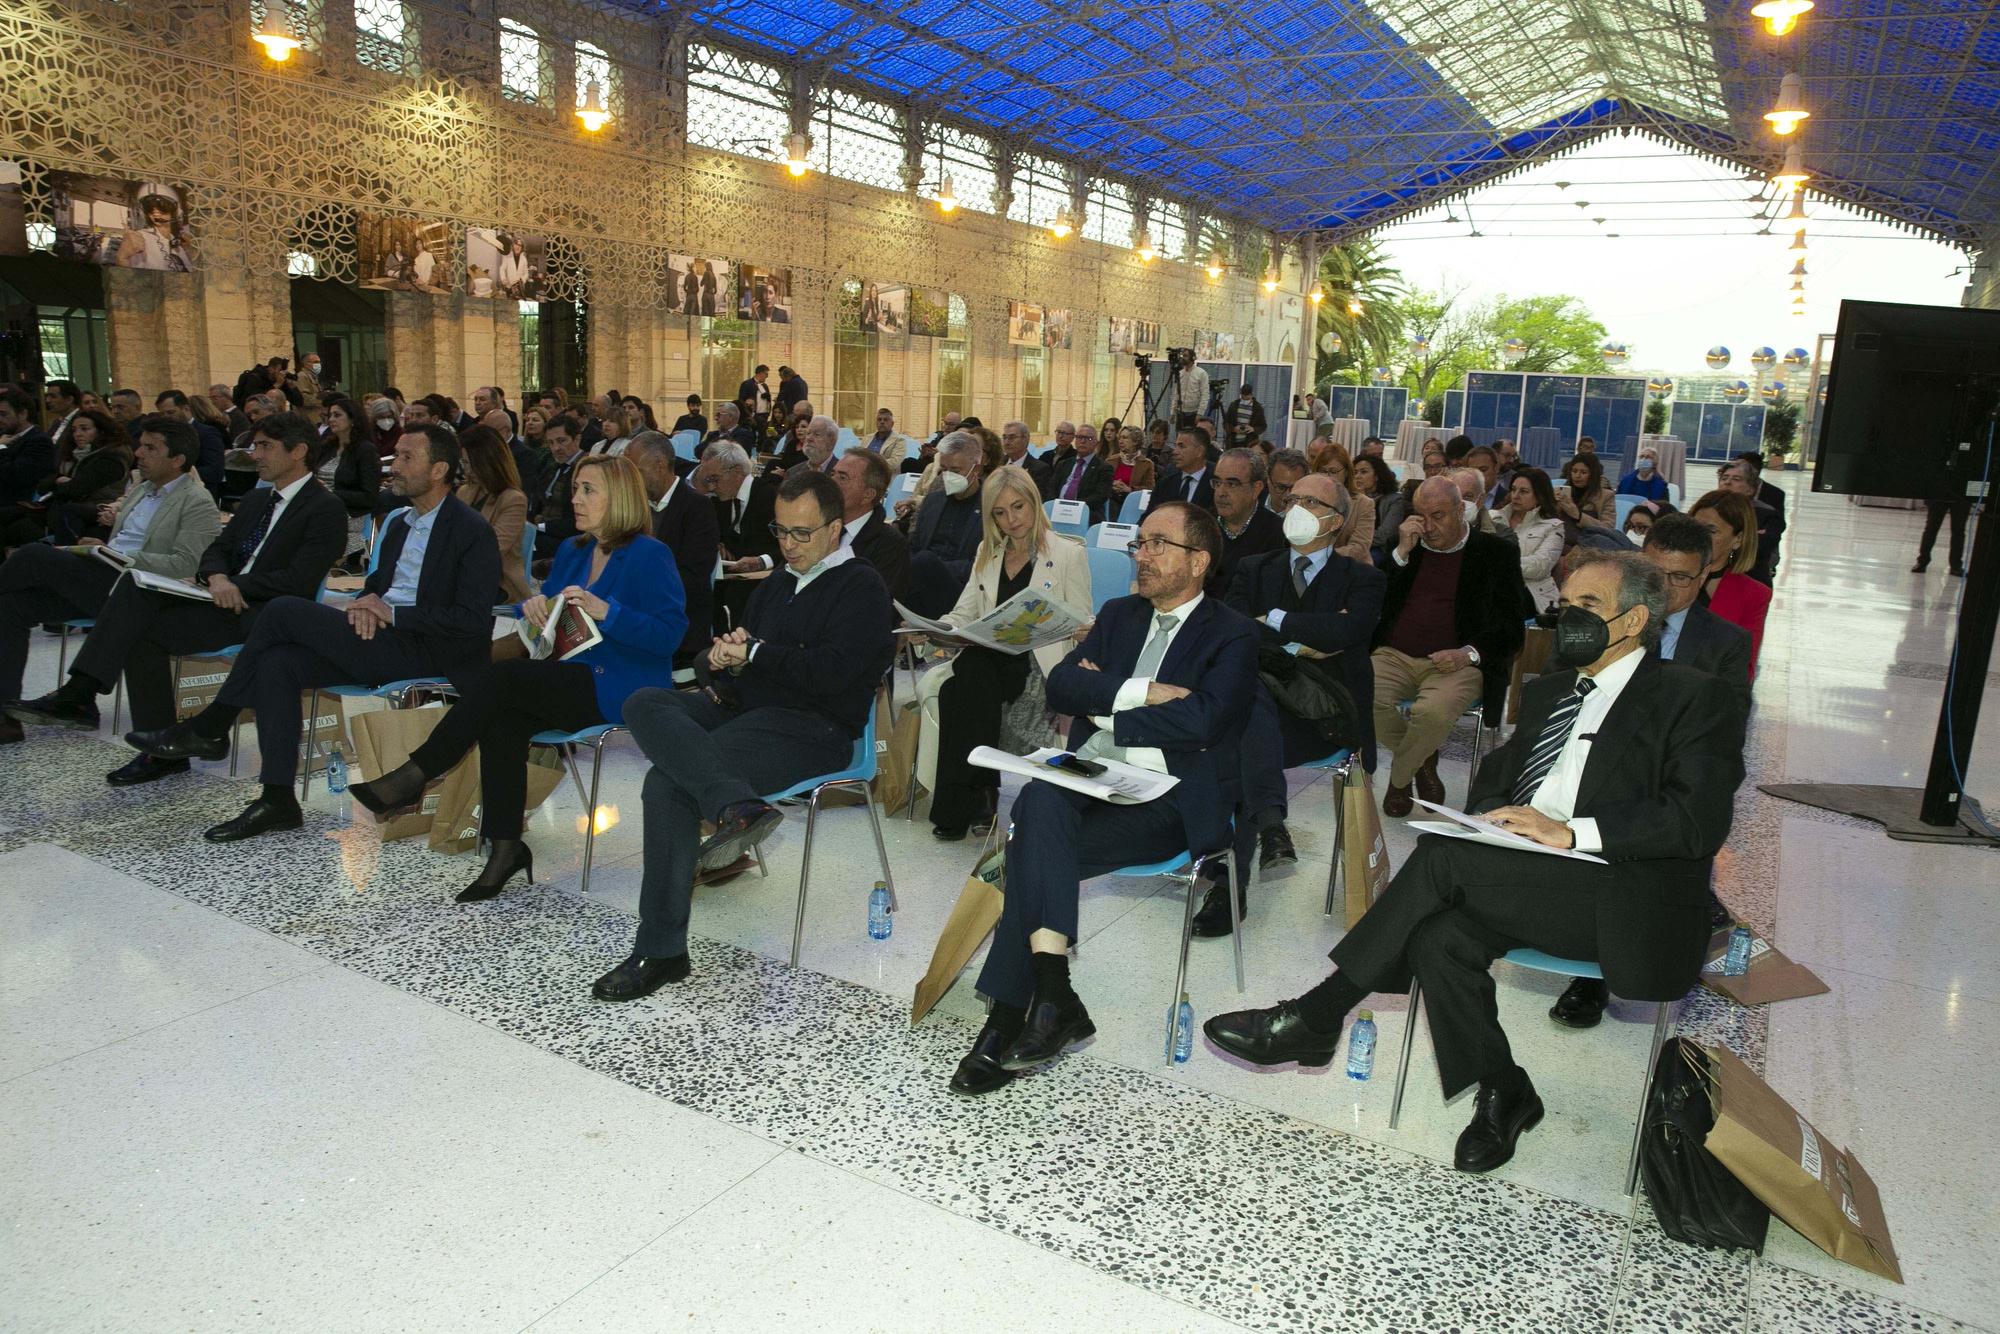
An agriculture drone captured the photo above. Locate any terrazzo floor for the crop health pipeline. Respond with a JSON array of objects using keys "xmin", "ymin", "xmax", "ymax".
[{"xmin": 2, "ymin": 468, "xmax": 1994, "ymax": 1332}]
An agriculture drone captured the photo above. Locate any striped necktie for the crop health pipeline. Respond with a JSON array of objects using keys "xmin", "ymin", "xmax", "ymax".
[{"xmin": 1511, "ymin": 676, "xmax": 1597, "ymax": 806}]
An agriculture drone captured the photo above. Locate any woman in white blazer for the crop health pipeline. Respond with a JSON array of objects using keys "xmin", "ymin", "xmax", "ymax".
[
  {"xmin": 917, "ymin": 464, "xmax": 1093, "ymax": 840},
  {"xmin": 1494, "ymin": 465, "xmax": 1567, "ymax": 613}
]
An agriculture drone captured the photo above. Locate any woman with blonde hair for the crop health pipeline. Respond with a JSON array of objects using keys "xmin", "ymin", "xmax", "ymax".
[
  {"xmin": 917, "ymin": 464, "xmax": 1093, "ymax": 840},
  {"xmin": 350, "ymin": 453, "xmax": 687, "ymax": 901}
]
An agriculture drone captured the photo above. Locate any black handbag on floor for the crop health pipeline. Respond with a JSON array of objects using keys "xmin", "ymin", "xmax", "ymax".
[{"xmin": 1639, "ymin": 1038, "xmax": 1771, "ymax": 1252}]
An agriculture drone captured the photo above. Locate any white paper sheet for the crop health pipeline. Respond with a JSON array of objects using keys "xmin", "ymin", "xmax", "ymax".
[
  {"xmin": 1408, "ymin": 798, "xmax": 1610, "ymax": 864},
  {"xmin": 968, "ymin": 745, "xmax": 1178, "ymax": 805}
]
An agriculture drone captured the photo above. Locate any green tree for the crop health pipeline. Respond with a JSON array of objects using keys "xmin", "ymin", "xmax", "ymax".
[
  {"xmin": 1314, "ymin": 239, "xmax": 1407, "ymax": 391},
  {"xmin": 1483, "ymin": 294, "xmax": 1608, "ymax": 373}
]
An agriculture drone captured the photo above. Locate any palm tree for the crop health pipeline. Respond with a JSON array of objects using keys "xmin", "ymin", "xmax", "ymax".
[{"xmin": 1315, "ymin": 239, "xmax": 1407, "ymax": 391}]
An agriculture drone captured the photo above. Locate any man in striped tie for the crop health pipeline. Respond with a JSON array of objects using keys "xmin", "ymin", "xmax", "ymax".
[{"xmin": 1205, "ymin": 551, "xmax": 1744, "ymax": 1175}]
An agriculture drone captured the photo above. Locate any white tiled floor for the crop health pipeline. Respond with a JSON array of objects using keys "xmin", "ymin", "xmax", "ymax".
[{"xmin": 3, "ymin": 466, "xmax": 1996, "ymax": 1331}]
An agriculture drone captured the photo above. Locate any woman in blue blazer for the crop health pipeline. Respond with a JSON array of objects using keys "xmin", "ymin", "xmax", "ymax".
[{"xmin": 351, "ymin": 454, "xmax": 686, "ymax": 900}]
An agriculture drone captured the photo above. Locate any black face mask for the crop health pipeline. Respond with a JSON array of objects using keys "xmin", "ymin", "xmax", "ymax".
[{"xmin": 1553, "ymin": 604, "xmax": 1635, "ymax": 668}]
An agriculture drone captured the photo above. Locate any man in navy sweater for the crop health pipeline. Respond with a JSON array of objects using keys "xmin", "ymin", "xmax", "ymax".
[{"xmin": 594, "ymin": 470, "xmax": 896, "ymax": 1002}]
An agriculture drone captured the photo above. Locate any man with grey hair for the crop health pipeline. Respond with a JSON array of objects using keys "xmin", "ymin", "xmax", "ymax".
[
  {"xmin": 901, "ymin": 430, "xmax": 986, "ymax": 616},
  {"xmin": 863, "ymin": 406, "xmax": 908, "ymax": 471},
  {"xmin": 1207, "ymin": 446, "xmax": 1285, "ymax": 594},
  {"xmin": 1000, "ymin": 418, "xmax": 1050, "ymax": 494},
  {"xmin": 784, "ymin": 414, "xmax": 840, "ymax": 477},
  {"xmin": 704, "ymin": 400, "xmax": 758, "ymax": 452},
  {"xmin": 626, "ymin": 431, "xmax": 719, "ymax": 667},
  {"xmin": 1208, "ymin": 547, "xmax": 1742, "ymax": 1177},
  {"xmin": 696, "ymin": 437, "xmax": 782, "ymax": 633}
]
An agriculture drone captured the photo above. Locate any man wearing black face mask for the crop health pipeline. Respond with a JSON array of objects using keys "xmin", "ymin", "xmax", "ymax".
[{"xmin": 1207, "ymin": 550, "xmax": 1743, "ymax": 1176}]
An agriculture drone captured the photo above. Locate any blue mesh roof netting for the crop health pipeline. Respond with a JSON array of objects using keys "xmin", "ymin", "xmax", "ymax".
[{"xmin": 657, "ymin": 0, "xmax": 1996, "ymax": 243}]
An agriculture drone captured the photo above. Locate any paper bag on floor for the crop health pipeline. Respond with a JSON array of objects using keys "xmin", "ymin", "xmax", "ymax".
[
  {"xmin": 1701, "ymin": 1044, "xmax": 1903, "ymax": 1282},
  {"xmin": 431, "ymin": 744, "xmax": 575, "ymax": 853},
  {"xmin": 1342, "ymin": 770, "xmax": 1392, "ymax": 927},
  {"xmin": 871, "ymin": 696, "xmax": 923, "ymax": 814},
  {"xmin": 911, "ymin": 830, "xmax": 1005, "ymax": 1025},
  {"xmin": 1699, "ymin": 927, "xmax": 1830, "ymax": 1006},
  {"xmin": 349, "ymin": 704, "xmax": 449, "ymax": 842}
]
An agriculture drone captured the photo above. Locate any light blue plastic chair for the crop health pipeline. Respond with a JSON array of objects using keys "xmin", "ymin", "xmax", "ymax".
[
  {"xmin": 1117, "ymin": 490, "xmax": 1151, "ymax": 524},
  {"xmin": 528, "ymin": 723, "xmax": 626, "ymax": 895},
  {"xmin": 1614, "ymin": 494, "xmax": 1641, "ymax": 527},
  {"xmin": 832, "ymin": 426, "xmax": 861, "ymax": 458},
  {"xmin": 1097, "ymin": 830, "xmax": 1254, "ymax": 1062},
  {"xmin": 1084, "ymin": 521, "xmax": 1139, "ymax": 551},
  {"xmin": 1044, "ymin": 499, "xmax": 1089, "ymax": 538},
  {"xmin": 670, "ymin": 429, "xmax": 701, "ymax": 463},
  {"xmin": 1389, "ymin": 947, "xmax": 1673, "ymax": 1196},
  {"xmin": 1086, "ymin": 546, "xmax": 1133, "ymax": 613},
  {"xmin": 755, "ymin": 712, "xmax": 895, "ymax": 967},
  {"xmin": 1027, "ymin": 442, "xmax": 1054, "ymax": 459}
]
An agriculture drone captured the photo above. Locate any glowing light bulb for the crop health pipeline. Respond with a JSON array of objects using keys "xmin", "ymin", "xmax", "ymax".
[
  {"xmin": 1204, "ymin": 255, "xmax": 1223, "ymax": 281},
  {"xmin": 253, "ymin": 6, "xmax": 302, "ymax": 60},
  {"xmin": 1772, "ymin": 142, "xmax": 1808, "ymax": 193},
  {"xmin": 1048, "ymin": 206, "xmax": 1072, "ymax": 240},
  {"xmin": 784, "ymin": 131, "xmax": 810, "ymax": 177},
  {"xmin": 576, "ymin": 79, "xmax": 609, "ymax": 132},
  {"xmin": 1751, "ymin": 0, "xmax": 1813, "ymax": 36},
  {"xmin": 936, "ymin": 173, "xmax": 957, "ymax": 214},
  {"xmin": 1308, "ymin": 285, "xmax": 1324, "ymax": 304},
  {"xmin": 1764, "ymin": 72, "xmax": 1809, "ymax": 134},
  {"xmin": 1134, "ymin": 228, "xmax": 1156, "ymax": 262},
  {"xmin": 1261, "ymin": 269, "xmax": 1279, "ymax": 294}
]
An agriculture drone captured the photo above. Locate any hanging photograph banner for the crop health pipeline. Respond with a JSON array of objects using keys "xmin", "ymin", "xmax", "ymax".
[
  {"xmin": 1194, "ymin": 329, "xmax": 1242, "ymax": 360},
  {"xmin": 666, "ymin": 255, "xmax": 735, "ymax": 317},
  {"xmin": 465, "ymin": 226, "xmax": 545, "ymax": 300},
  {"xmin": 1109, "ymin": 317, "xmax": 1161, "ymax": 355},
  {"xmin": 736, "ymin": 265, "xmax": 792, "ymax": 323},
  {"xmin": 908, "ymin": 288, "xmax": 952, "ymax": 339},
  {"xmin": 1042, "ymin": 307, "xmax": 1074, "ymax": 350},
  {"xmin": 858, "ymin": 280, "xmax": 907, "ymax": 335},
  {"xmin": 357, "ymin": 213, "xmax": 450, "ymax": 293},
  {"xmin": 47, "ymin": 173, "xmax": 195, "ymax": 270},
  {"xmin": 1007, "ymin": 300, "xmax": 1043, "ymax": 347},
  {"xmin": 0, "ymin": 162, "xmax": 26, "ymax": 257}
]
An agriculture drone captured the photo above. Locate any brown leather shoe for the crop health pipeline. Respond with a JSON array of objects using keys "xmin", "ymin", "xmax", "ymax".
[
  {"xmin": 1413, "ymin": 753, "xmax": 1445, "ymax": 805},
  {"xmin": 1383, "ymin": 782, "xmax": 1413, "ymax": 817},
  {"xmin": 694, "ymin": 853, "xmax": 756, "ymax": 887}
]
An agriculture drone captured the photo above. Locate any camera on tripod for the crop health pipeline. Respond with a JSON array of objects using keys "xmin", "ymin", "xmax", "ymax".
[
  {"xmin": 1168, "ymin": 346, "xmax": 1196, "ymax": 369},
  {"xmin": 1132, "ymin": 352, "xmax": 1152, "ymax": 373}
]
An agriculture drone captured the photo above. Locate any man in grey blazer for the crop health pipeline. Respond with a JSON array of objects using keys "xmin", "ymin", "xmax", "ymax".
[{"xmin": 0, "ymin": 418, "xmax": 220, "ymax": 745}]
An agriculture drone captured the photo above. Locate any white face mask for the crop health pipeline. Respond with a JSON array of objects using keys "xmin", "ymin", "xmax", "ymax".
[
  {"xmin": 940, "ymin": 470, "xmax": 972, "ymax": 498},
  {"xmin": 1463, "ymin": 499, "xmax": 1480, "ymax": 526},
  {"xmin": 1283, "ymin": 504, "xmax": 1326, "ymax": 547},
  {"xmin": 1637, "ymin": 457, "xmax": 1655, "ymax": 473}
]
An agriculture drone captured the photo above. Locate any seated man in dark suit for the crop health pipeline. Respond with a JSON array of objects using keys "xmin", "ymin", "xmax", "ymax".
[
  {"xmin": 129, "ymin": 423, "xmax": 499, "ymax": 842},
  {"xmin": 1370, "ymin": 477, "xmax": 1526, "ymax": 814},
  {"xmin": 9, "ymin": 413, "xmax": 345, "ymax": 785},
  {"xmin": 1001, "ymin": 419, "xmax": 1051, "ymax": 496},
  {"xmin": 532, "ymin": 413, "xmax": 585, "ymax": 559},
  {"xmin": 1206, "ymin": 447, "xmax": 1285, "ymax": 594},
  {"xmin": 901, "ymin": 431, "xmax": 986, "ymax": 617},
  {"xmin": 951, "ymin": 501, "xmax": 1260, "ymax": 1097},
  {"xmin": 625, "ymin": 431, "xmax": 719, "ymax": 672},
  {"xmin": 152, "ymin": 390, "xmax": 227, "ymax": 493},
  {"xmin": 1147, "ymin": 424, "xmax": 1218, "ymax": 519},
  {"xmin": 700, "ymin": 401, "xmax": 759, "ymax": 453},
  {"xmin": 1224, "ymin": 473, "xmax": 1385, "ymax": 889},
  {"xmin": 699, "ymin": 439, "xmax": 782, "ymax": 634},
  {"xmin": 832, "ymin": 448, "xmax": 912, "ymax": 602},
  {"xmin": 1551, "ymin": 514, "xmax": 1754, "ymax": 1028},
  {"xmin": 1038, "ymin": 423, "xmax": 1112, "ymax": 523},
  {"xmin": 1208, "ymin": 550, "xmax": 1744, "ymax": 1173},
  {"xmin": 1719, "ymin": 457, "xmax": 1783, "ymax": 584},
  {"xmin": 592, "ymin": 471, "xmax": 895, "ymax": 1001},
  {"xmin": 0, "ymin": 385, "xmax": 57, "ymax": 507}
]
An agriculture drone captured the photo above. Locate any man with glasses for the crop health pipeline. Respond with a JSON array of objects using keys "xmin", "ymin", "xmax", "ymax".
[
  {"xmin": 948, "ymin": 500, "xmax": 1261, "ymax": 1096},
  {"xmin": 1039, "ymin": 422, "xmax": 1111, "ymax": 523},
  {"xmin": 1265, "ymin": 448, "xmax": 1308, "ymax": 515},
  {"xmin": 1205, "ymin": 447, "xmax": 1284, "ymax": 594},
  {"xmin": 595, "ymin": 470, "xmax": 895, "ymax": 1003}
]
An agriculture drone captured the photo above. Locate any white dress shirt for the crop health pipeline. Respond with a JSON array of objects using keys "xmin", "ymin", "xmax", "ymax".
[
  {"xmin": 650, "ymin": 474, "xmax": 680, "ymax": 513},
  {"xmin": 1087, "ymin": 592, "xmax": 1203, "ymax": 775},
  {"xmin": 109, "ymin": 473, "xmax": 189, "ymax": 557},
  {"xmin": 1526, "ymin": 647, "xmax": 1647, "ymax": 853},
  {"xmin": 383, "ymin": 500, "xmax": 443, "ymax": 608},
  {"xmin": 239, "ymin": 473, "xmax": 311, "ymax": 573}
]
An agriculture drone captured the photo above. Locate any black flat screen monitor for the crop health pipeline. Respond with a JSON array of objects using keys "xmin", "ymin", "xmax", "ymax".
[{"xmin": 1812, "ymin": 299, "xmax": 2000, "ymax": 502}]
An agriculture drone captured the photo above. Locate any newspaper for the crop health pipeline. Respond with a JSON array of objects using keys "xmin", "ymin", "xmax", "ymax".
[
  {"xmin": 1408, "ymin": 798, "xmax": 1609, "ymax": 864},
  {"xmin": 128, "ymin": 568, "xmax": 214, "ymax": 602},
  {"xmin": 968, "ymin": 746, "xmax": 1178, "ymax": 805},
  {"xmin": 895, "ymin": 586, "xmax": 1089, "ymax": 656}
]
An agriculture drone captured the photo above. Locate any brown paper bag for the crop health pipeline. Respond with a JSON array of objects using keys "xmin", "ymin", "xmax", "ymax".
[
  {"xmin": 1342, "ymin": 770, "xmax": 1392, "ymax": 927},
  {"xmin": 1699, "ymin": 927, "xmax": 1831, "ymax": 1006},
  {"xmin": 1702, "ymin": 1045, "xmax": 1903, "ymax": 1282},
  {"xmin": 350, "ymin": 705, "xmax": 450, "ymax": 842},
  {"xmin": 871, "ymin": 696, "xmax": 923, "ymax": 813},
  {"xmin": 910, "ymin": 830, "xmax": 1006, "ymax": 1025},
  {"xmin": 428, "ymin": 744, "xmax": 567, "ymax": 854},
  {"xmin": 172, "ymin": 654, "xmax": 236, "ymax": 720}
]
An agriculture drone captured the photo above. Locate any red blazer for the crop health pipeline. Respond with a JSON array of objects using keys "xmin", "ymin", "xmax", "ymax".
[{"xmin": 1706, "ymin": 571, "xmax": 1770, "ymax": 677}]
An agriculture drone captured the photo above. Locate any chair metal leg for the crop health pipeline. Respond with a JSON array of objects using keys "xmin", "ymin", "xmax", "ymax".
[
  {"xmin": 1388, "ymin": 980, "xmax": 1423, "ymax": 1130},
  {"xmin": 1324, "ymin": 759, "xmax": 1350, "ymax": 917},
  {"xmin": 1166, "ymin": 865, "xmax": 1202, "ymax": 1064},
  {"xmin": 1225, "ymin": 846, "xmax": 1248, "ymax": 993},
  {"xmin": 579, "ymin": 740, "xmax": 606, "ymax": 896},
  {"xmin": 110, "ymin": 678, "xmax": 123, "ymax": 734},
  {"xmin": 1627, "ymin": 1002, "xmax": 1675, "ymax": 1197},
  {"xmin": 789, "ymin": 788, "xmax": 822, "ymax": 967},
  {"xmin": 860, "ymin": 782, "xmax": 898, "ymax": 911},
  {"xmin": 561, "ymin": 745, "xmax": 587, "ymax": 806},
  {"xmin": 56, "ymin": 626, "xmax": 70, "ymax": 685},
  {"xmin": 1467, "ymin": 714, "xmax": 1488, "ymax": 789},
  {"xmin": 230, "ymin": 718, "xmax": 241, "ymax": 777},
  {"xmin": 753, "ymin": 844, "xmax": 769, "ymax": 878},
  {"xmin": 298, "ymin": 687, "xmax": 321, "ymax": 800}
]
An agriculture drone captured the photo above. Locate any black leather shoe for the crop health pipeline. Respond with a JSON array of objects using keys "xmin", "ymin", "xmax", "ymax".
[
  {"xmin": 1203, "ymin": 1000, "xmax": 1343, "ymax": 1067},
  {"xmin": 1259, "ymin": 823, "xmax": 1297, "ymax": 873},
  {"xmin": 996, "ymin": 990, "xmax": 1096, "ymax": 1070},
  {"xmin": 106, "ymin": 754, "xmax": 190, "ymax": 787},
  {"xmin": 1454, "ymin": 1071, "xmax": 1545, "ymax": 1173},
  {"xmin": 1191, "ymin": 871, "xmax": 1247, "ymax": 938},
  {"xmin": 1549, "ymin": 977, "xmax": 1609, "ymax": 1030},
  {"xmin": 127, "ymin": 722, "xmax": 228, "ymax": 763},
  {"xmin": 1412, "ymin": 754, "xmax": 1445, "ymax": 805},
  {"xmin": 591, "ymin": 953, "xmax": 690, "ymax": 1001},
  {"xmin": 350, "ymin": 760, "xmax": 427, "ymax": 818},
  {"xmin": 948, "ymin": 1023, "xmax": 1020, "ymax": 1096},
  {"xmin": 8, "ymin": 691, "xmax": 99, "ymax": 730},
  {"xmin": 1910, "ymin": 560, "xmax": 1928, "ymax": 574},
  {"xmin": 1383, "ymin": 782, "xmax": 1413, "ymax": 817},
  {"xmin": 0, "ymin": 716, "xmax": 22, "ymax": 745},
  {"xmin": 456, "ymin": 839, "xmax": 535, "ymax": 902},
  {"xmin": 697, "ymin": 799, "xmax": 782, "ymax": 869},
  {"xmin": 930, "ymin": 823, "xmax": 968, "ymax": 842},
  {"xmin": 203, "ymin": 796, "xmax": 304, "ymax": 843}
]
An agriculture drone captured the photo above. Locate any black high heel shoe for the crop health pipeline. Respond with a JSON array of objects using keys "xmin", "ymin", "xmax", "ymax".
[
  {"xmin": 350, "ymin": 760, "xmax": 427, "ymax": 819},
  {"xmin": 456, "ymin": 839, "xmax": 535, "ymax": 903}
]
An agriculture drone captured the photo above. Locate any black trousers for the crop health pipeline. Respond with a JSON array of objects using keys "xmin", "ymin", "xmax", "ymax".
[
  {"xmin": 903, "ymin": 552, "xmax": 970, "ymax": 619},
  {"xmin": 409, "ymin": 658, "xmax": 603, "ymax": 841},
  {"xmin": 623, "ymin": 687, "xmax": 851, "ymax": 959},
  {"xmin": 976, "ymin": 780, "xmax": 1192, "ymax": 1009},
  {"xmin": 71, "ymin": 578, "xmax": 255, "ymax": 730},
  {"xmin": 930, "ymin": 646, "xmax": 1032, "ymax": 829},
  {"xmin": 1918, "ymin": 499, "xmax": 1970, "ymax": 569},
  {"xmin": 0, "ymin": 543, "xmax": 122, "ymax": 701},
  {"xmin": 213, "ymin": 596, "xmax": 442, "ymax": 787},
  {"xmin": 1327, "ymin": 834, "xmax": 1605, "ymax": 1099}
]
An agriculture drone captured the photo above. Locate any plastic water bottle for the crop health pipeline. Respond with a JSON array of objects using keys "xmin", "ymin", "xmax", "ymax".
[
  {"xmin": 1346, "ymin": 1009, "xmax": 1377, "ymax": 1081},
  {"xmin": 325, "ymin": 744, "xmax": 348, "ymax": 795},
  {"xmin": 867, "ymin": 882, "xmax": 892, "ymax": 940},
  {"xmin": 1723, "ymin": 926, "xmax": 1753, "ymax": 977},
  {"xmin": 1172, "ymin": 993, "xmax": 1194, "ymax": 1063}
]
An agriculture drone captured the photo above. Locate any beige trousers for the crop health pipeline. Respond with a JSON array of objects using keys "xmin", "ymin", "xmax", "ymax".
[{"xmin": 1371, "ymin": 646, "xmax": 1483, "ymax": 787}]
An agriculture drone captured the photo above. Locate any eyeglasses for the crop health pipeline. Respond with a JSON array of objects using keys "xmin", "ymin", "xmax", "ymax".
[
  {"xmin": 1291, "ymin": 495, "xmax": 1342, "ymax": 515},
  {"xmin": 1661, "ymin": 570, "xmax": 1701, "ymax": 588},
  {"xmin": 1212, "ymin": 476, "xmax": 1255, "ymax": 490},
  {"xmin": 768, "ymin": 519, "xmax": 835, "ymax": 544},
  {"xmin": 1127, "ymin": 535, "xmax": 1201, "ymax": 556}
]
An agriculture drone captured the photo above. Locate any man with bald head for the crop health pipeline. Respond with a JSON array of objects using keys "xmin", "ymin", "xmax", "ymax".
[
  {"xmin": 484, "ymin": 406, "xmax": 551, "ymax": 501},
  {"xmin": 1369, "ymin": 476, "xmax": 1526, "ymax": 816}
]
